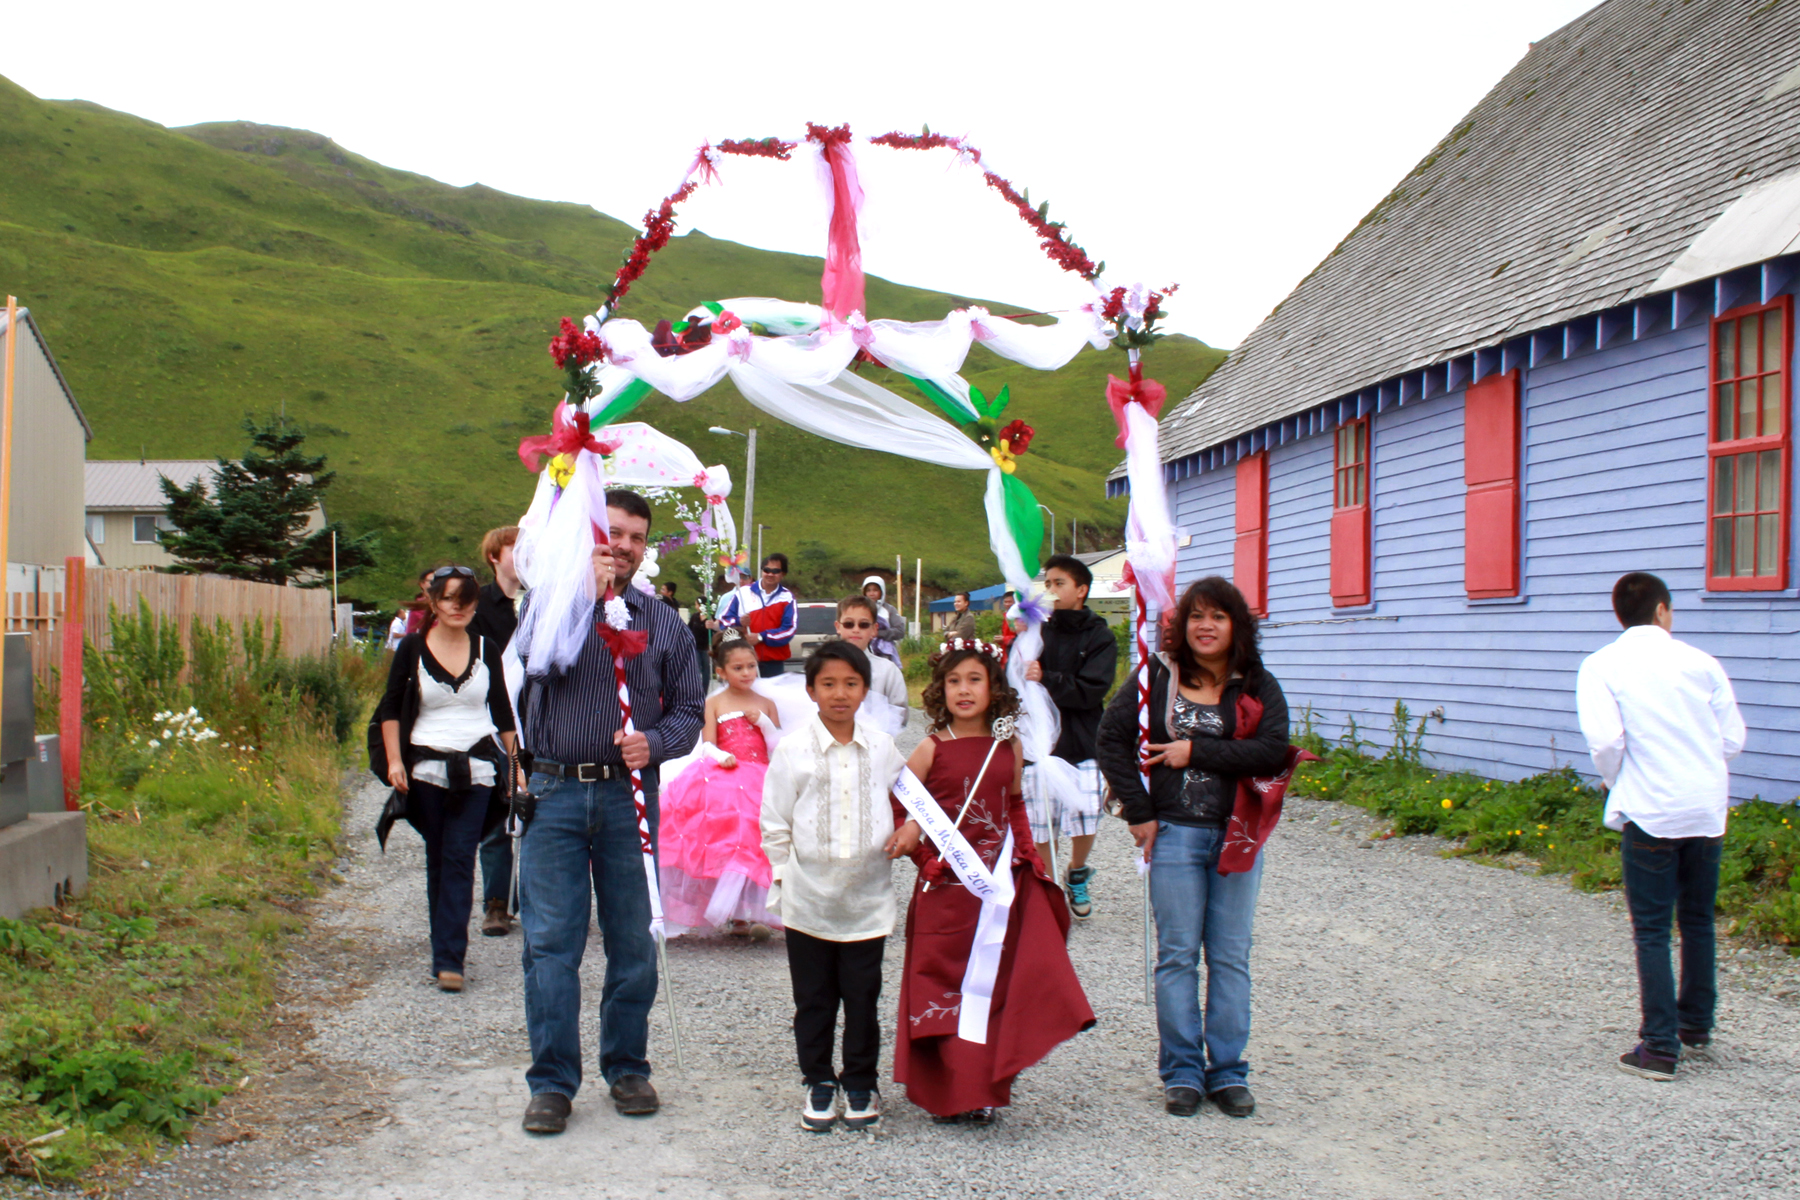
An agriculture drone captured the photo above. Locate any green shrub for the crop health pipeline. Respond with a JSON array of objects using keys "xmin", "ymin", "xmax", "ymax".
[
  {"xmin": 1, "ymin": 1006, "xmax": 221, "ymax": 1137},
  {"xmin": 1291, "ymin": 700, "xmax": 1800, "ymax": 947}
]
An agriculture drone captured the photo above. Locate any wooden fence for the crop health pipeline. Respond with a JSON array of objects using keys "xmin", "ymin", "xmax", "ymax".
[
  {"xmin": 83, "ymin": 570, "xmax": 333, "ymax": 660},
  {"xmin": 5, "ymin": 566, "xmax": 334, "ymax": 683}
]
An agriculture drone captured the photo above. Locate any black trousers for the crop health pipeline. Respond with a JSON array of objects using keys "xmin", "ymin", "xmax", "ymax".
[
  {"xmin": 407, "ymin": 779, "xmax": 490, "ymax": 975},
  {"xmin": 786, "ymin": 928, "xmax": 886, "ymax": 1091}
]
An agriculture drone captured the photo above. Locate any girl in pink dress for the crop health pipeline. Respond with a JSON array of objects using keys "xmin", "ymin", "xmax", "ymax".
[{"xmin": 658, "ymin": 636, "xmax": 784, "ymax": 937}]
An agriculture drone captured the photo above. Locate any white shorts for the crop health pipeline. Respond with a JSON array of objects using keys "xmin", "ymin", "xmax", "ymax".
[{"xmin": 1022, "ymin": 758, "xmax": 1102, "ymax": 842}]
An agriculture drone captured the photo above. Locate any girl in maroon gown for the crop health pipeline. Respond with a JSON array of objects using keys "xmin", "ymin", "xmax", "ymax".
[{"xmin": 889, "ymin": 639, "xmax": 1095, "ymax": 1122}]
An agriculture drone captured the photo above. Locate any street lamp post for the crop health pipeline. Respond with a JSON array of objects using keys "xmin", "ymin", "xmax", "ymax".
[
  {"xmin": 757, "ymin": 524, "xmax": 771, "ymax": 568},
  {"xmin": 1037, "ymin": 504, "xmax": 1056, "ymax": 557},
  {"xmin": 708, "ymin": 425, "xmax": 757, "ymax": 557}
]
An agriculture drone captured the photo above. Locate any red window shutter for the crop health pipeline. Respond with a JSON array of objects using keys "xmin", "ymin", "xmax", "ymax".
[
  {"xmin": 1330, "ymin": 506, "xmax": 1370, "ymax": 605},
  {"xmin": 1464, "ymin": 370, "xmax": 1521, "ymax": 597},
  {"xmin": 1233, "ymin": 452, "xmax": 1268, "ymax": 615}
]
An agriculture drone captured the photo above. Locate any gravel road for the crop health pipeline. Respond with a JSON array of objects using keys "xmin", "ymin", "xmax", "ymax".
[{"xmin": 120, "ymin": 744, "xmax": 1800, "ymax": 1200}]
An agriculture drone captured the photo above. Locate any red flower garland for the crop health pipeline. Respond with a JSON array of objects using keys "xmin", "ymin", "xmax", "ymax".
[
  {"xmin": 870, "ymin": 131, "xmax": 1100, "ymax": 282},
  {"xmin": 548, "ymin": 316, "xmax": 605, "ymax": 368}
]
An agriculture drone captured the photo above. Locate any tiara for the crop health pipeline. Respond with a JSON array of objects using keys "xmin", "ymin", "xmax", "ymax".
[{"xmin": 930, "ymin": 636, "xmax": 1007, "ymax": 666}]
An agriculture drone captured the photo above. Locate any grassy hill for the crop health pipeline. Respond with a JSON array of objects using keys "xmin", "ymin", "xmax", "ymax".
[{"xmin": 0, "ymin": 76, "xmax": 1225, "ymax": 605}]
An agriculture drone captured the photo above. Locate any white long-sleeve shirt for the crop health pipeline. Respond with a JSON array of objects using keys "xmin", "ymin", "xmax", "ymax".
[
  {"xmin": 1575, "ymin": 624, "xmax": 1746, "ymax": 838},
  {"xmin": 760, "ymin": 715, "xmax": 905, "ymax": 942}
]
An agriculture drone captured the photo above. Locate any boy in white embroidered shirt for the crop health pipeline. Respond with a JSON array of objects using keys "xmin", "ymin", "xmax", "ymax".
[
  {"xmin": 761, "ymin": 641, "xmax": 909, "ymax": 1133},
  {"xmin": 1576, "ymin": 572, "xmax": 1746, "ymax": 1083}
]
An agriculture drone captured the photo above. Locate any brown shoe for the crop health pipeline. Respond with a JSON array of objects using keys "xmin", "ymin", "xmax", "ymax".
[
  {"xmin": 609, "ymin": 1074, "xmax": 659, "ymax": 1115},
  {"xmin": 482, "ymin": 898, "xmax": 512, "ymax": 937},
  {"xmin": 437, "ymin": 971, "xmax": 464, "ymax": 992}
]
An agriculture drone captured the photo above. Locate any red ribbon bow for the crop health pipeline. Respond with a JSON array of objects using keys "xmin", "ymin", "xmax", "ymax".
[
  {"xmin": 595, "ymin": 620, "xmax": 650, "ymax": 661},
  {"xmin": 517, "ymin": 403, "xmax": 613, "ymax": 472},
  {"xmin": 1106, "ymin": 374, "xmax": 1168, "ymax": 448}
]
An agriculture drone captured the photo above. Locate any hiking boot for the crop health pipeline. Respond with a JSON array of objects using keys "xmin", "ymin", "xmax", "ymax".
[
  {"xmin": 482, "ymin": 898, "xmax": 512, "ymax": 937},
  {"xmin": 1066, "ymin": 865, "xmax": 1095, "ymax": 919},
  {"xmin": 437, "ymin": 971, "xmax": 464, "ymax": 992},
  {"xmin": 522, "ymin": 1092, "xmax": 571, "ymax": 1134},
  {"xmin": 1165, "ymin": 1086, "xmax": 1202, "ymax": 1117},
  {"xmin": 1209, "ymin": 1085, "xmax": 1256, "ymax": 1117},
  {"xmin": 843, "ymin": 1088, "xmax": 880, "ymax": 1130},
  {"xmin": 609, "ymin": 1074, "xmax": 660, "ymax": 1115},
  {"xmin": 801, "ymin": 1081, "xmax": 838, "ymax": 1132},
  {"xmin": 1617, "ymin": 1043, "xmax": 1676, "ymax": 1081}
]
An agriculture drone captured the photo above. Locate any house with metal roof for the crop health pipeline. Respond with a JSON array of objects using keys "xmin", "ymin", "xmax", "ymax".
[
  {"xmin": 1115, "ymin": 0, "xmax": 1800, "ymax": 801},
  {"xmin": 85, "ymin": 459, "xmax": 328, "ymax": 570}
]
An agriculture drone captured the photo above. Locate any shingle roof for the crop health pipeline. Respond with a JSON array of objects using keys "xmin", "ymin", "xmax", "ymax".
[
  {"xmin": 1149, "ymin": 0, "xmax": 1800, "ymax": 470},
  {"xmin": 85, "ymin": 460, "xmax": 220, "ymax": 509}
]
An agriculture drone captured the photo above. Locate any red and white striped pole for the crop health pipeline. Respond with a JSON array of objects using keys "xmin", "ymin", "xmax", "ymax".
[{"xmin": 1128, "ymin": 346, "xmax": 1155, "ymax": 1007}]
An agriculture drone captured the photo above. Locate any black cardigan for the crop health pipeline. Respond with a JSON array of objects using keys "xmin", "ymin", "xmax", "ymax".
[
  {"xmin": 1094, "ymin": 654, "xmax": 1291, "ymax": 827},
  {"xmin": 372, "ymin": 631, "xmax": 515, "ymax": 779}
]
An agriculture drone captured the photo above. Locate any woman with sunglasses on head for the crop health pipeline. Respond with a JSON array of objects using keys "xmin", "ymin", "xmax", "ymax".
[{"xmin": 375, "ymin": 565, "xmax": 519, "ymax": 992}]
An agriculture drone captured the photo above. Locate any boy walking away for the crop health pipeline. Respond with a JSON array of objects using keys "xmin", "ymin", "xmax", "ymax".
[
  {"xmin": 834, "ymin": 594, "xmax": 910, "ymax": 732},
  {"xmin": 761, "ymin": 642, "xmax": 908, "ymax": 1132},
  {"xmin": 1022, "ymin": 554, "xmax": 1118, "ymax": 918},
  {"xmin": 1576, "ymin": 572, "xmax": 1746, "ymax": 1082}
]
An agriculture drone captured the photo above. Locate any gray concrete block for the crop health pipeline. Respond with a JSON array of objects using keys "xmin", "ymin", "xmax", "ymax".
[{"xmin": 0, "ymin": 811, "xmax": 87, "ymax": 920}]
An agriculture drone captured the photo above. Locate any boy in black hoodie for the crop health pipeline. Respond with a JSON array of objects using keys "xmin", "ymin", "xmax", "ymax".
[{"xmin": 1022, "ymin": 554, "xmax": 1118, "ymax": 918}]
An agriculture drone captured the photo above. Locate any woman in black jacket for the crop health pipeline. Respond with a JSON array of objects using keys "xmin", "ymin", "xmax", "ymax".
[
  {"xmin": 375, "ymin": 565, "xmax": 517, "ymax": 992},
  {"xmin": 1095, "ymin": 576, "xmax": 1291, "ymax": 1121}
]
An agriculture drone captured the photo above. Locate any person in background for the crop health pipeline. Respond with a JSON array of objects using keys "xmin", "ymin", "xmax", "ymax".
[
  {"xmin": 657, "ymin": 581, "xmax": 680, "ymax": 611},
  {"xmin": 514, "ymin": 489, "xmax": 705, "ymax": 1134},
  {"xmin": 471, "ymin": 526, "xmax": 521, "ymax": 938},
  {"xmin": 946, "ymin": 592, "xmax": 977, "ymax": 642},
  {"xmin": 1022, "ymin": 555, "xmax": 1117, "ymax": 919},
  {"xmin": 834, "ymin": 594, "xmax": 909, "ymax": 732},
  {"xmin": 1094, "ymin": 575, "xmax": 1295, "ymax": 1120},
  {"xmin": 718, "ymin": 553, "xmax": 798, "ymax": 678},
  {"xmin": 386, "ymin": 567, "xmax": 435, "ymax": 650},
  {"xmin": 861, "ymin": 576, "xmax": 904, "ymax": 667},
  {"xmin": 1576, "ymin": 571, "xmax": 1746, "ymax": 1083},
  {"xmin": 376, "ymin": 565, "xmax": 518, "ymax": 993}
]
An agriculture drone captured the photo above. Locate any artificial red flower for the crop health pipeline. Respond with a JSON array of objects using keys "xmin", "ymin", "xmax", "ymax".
[
  {"xmin": 999, "ymin": 418, "xmax": 1035, "ymax": 455},
  {"xmin": 712, "ymin": 310, "xmax": 742, "ymax": 334},
  {"xmin": 548, "ymin": 317, "xmax": 604, "ymax": 368}
]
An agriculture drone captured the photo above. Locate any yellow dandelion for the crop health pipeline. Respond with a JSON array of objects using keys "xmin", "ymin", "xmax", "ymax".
[
  {"xmin": 1548, "ymin": 843, "xmax": 1556, "ymax": 850},
  {"xmin": 1441, "ymin": 799, "xmax": 1453, "ymax": 809}
]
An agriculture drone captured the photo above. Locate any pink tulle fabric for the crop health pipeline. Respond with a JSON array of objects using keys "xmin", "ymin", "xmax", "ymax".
[{"xmin": 658, "ymin": 715, "xmax": 783, "ymax": 934}]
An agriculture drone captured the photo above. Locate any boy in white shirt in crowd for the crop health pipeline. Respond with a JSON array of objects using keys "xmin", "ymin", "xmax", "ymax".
[
  {"xmin": 834, "ymin": 594, "xmax": 910, "ymax": 729},
  {"xmin": 761, "ymin": 641, "xmax": 908, "ymax": 1132},
  {"xmin": 1576, "ymin": 572, "xmax": 1746, "ymax": 1082}
]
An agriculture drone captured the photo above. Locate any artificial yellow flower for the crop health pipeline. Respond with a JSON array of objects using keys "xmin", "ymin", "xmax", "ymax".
[{"xmin": 547, "ymin": 453, "xmax": 575, "ymax": 488}]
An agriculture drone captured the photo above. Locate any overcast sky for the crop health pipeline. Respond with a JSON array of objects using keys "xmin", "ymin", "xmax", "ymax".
[{"xmin": 7, "ymin": 0, "xmax": 1598, "ymax": 348}]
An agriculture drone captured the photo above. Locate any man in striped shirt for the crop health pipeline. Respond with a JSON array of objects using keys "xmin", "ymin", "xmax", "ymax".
[{"xmin": 515, "ymin": 489, "xmax": 705, "ymax": 1134}]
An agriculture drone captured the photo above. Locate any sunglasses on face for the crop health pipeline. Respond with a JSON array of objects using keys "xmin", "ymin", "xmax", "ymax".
[
  {"xmin": 762, "ymin": 567, "xmax": 785, "ymax": 576},
  {"xmin": 838, "ymin": 620, "xmax": 875, "ymax": 630},
  {"xmin": 432, "ymin": 565, "xmax": 476, "ymax": 580}
]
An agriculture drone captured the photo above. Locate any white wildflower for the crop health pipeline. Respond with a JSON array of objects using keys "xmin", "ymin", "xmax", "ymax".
[{"xmin": 147, "ymin": 739, "xmax": 161, "ymax": 750}]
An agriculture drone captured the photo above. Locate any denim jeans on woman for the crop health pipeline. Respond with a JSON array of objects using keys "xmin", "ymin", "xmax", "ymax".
[
  {"xmin": 1148, "ymin": 821, "xmax": 1263, "ymax": 1093},
  {"xmin": 518, "ymin": 770, "xmax": 660, "ymax": 1099},
  {"xmin": 1620, "ymin": 821, "xmax": 1721, "ymax": 1057},
  {"xmin": 406, "ymin": 779, "xmax": 490, "ymax": 976}
]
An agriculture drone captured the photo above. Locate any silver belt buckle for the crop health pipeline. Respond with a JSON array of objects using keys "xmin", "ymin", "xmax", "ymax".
[{"xmin": 577, "ymin": 763, "xmax": 601, "ymax": 783}]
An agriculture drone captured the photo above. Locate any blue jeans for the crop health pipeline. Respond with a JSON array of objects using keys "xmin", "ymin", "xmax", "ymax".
[
  {"xmin": 1620, "ymin": 821, "xmax": 1721, "ymax": 1057},
  {"xmin": 1148, "ymin": 822, "xmax": 1263, "ymax": 1093},
  {"xmin": 407, "ymin": 779, "xmax": 490, "ymax": 976},
  {"xmin": 480, "ymin": 826, "xmax": 513, "ymax": 907},
  {"xmin": 518, "ymin": 771, "xmax": 660, "ymax": 1097}
]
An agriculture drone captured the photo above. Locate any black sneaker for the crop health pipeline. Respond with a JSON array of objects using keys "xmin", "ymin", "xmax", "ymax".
[
  {"xmin": 1209, "ymin": 1085, "xmax": 1256, "ymax": 1117},
  {"xmin": 843, "ymin": 1088, "xmax": 880, "ymax": 1130},
  {"xmin": 1617, "ymin": 1043, "xmax": 1676, "ymax": 1081},
  {"xmin": 1066, "ymin": 865, "xmax": 1094, "ymax": 920},
  {"xmin": 1165, "ymin": 1086, "xmax": 1202, "ymax": 1117},
  {"xmin": 801, "ymin": 1081, "xmax": 839, "ymax": 1132},
  {"xmin": 1678, "ymin": 1028, "xmax": 1711, "ymax": 1049}
]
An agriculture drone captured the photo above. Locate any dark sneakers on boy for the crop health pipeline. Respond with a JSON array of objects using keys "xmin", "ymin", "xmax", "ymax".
[
  {"xmin": 1066, "ymin": 865, "xmax": 1095, "ymax": 919},
  {"xmin": 1209, "ymin": 1085, "xmax": 1256, "ymax": 1117},
  {"xmin": 843, "ymin": 1088, "xmax": 880, "ymax": 1130},
  {"xmin": 801, "ymin": 1081, "xmax": 839, "ymax": 1132},
  {"xmin": 1678, "ymin": 1028, "xmax": 1711, "ymax": 1049},
  {"xmin": 1617, "ymin": 1043, "xmax": 1677, "ymax": 1081},
  {"xmin": 1164, "ymin": 1086, "xmax": 1202, "ymax": 1117}
]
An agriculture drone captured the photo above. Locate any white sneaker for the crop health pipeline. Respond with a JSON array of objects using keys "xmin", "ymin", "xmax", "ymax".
[
  {"xmin": 801, "ymin": 1081, "xmax": 838, "ymax": 1132},
  {"xmin": 843, "ymin": 1087, "xmax": 880, "ymax": 1129}
]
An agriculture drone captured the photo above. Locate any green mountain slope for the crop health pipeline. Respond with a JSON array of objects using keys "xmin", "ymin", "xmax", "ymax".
[{"xmin": 0, "ymin": 76, "xmax": 1224, "ymax": 604}]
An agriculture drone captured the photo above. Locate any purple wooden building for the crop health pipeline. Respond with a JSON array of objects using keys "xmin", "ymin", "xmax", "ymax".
[{"xmin": 1117, "ymin": 0, "xmax": 1800, "ymax": 802}]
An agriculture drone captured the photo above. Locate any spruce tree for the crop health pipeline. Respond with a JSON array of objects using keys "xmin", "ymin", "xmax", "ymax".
[{"xmin": 158, "ymin": 416, "xmax": 377, "ymax": 586}]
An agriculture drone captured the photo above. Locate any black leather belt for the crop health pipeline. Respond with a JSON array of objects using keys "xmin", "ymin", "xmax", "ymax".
[{"xmin": 532, "ymin": 760, "xmax": 626, "ymax": 782}]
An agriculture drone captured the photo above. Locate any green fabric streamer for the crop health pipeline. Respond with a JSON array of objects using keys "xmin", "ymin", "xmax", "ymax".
[
  {"xmin": 1001, "ymin": 473, "xmax": 1043, "ymax": 572},
  {"xmin": 590, "ymin": 377, "xmax": 653, "ymax": 426},
  {"xmin": 903, "ymin": 374, "xmax": 978, "ymax": 424}
]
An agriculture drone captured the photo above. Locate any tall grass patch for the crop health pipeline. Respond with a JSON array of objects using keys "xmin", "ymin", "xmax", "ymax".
[{"xmin": 1, "ymin": 605, "xmax": 383, "ymax": 1183}]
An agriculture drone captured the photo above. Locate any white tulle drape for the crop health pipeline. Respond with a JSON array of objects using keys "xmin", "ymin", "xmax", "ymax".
[{"xmin": 513, "ymin": 421, "xmax": 735, "ymax": 675}]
